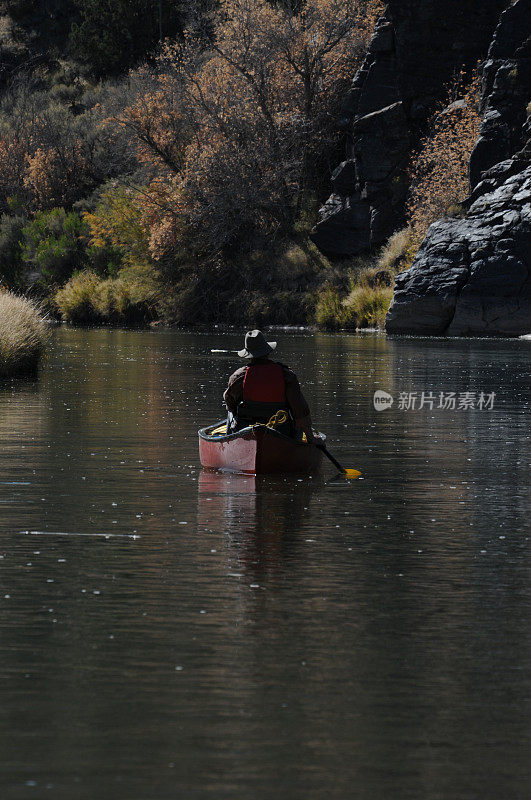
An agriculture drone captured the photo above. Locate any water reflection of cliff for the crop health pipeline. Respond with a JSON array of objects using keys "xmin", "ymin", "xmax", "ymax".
[{"xmin": 387, "ymin": 336, "xmax": 530, "ymax": 524}]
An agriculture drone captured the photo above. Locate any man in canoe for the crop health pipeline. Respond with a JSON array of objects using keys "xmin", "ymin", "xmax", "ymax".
[{"xmin": 223, "ymin": 329, "xmax": 315, "ymax": 443}]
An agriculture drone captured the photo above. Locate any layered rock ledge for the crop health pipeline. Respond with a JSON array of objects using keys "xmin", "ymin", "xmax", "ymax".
[
  {"xmin": 386, "ymin": 0, "xmax": 530, "ymax": 337},
  {"xmin": 386, "ymin": 166, "xmax": 531, "ymax": 336},
  {"xmin": 312, "ymin": 0, "xmax": 506, "ymax": 256}
]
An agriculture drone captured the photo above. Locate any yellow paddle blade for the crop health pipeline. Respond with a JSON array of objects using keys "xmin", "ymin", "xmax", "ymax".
[{"xmin": 343, "ymin": 469, "xmax": 362, "ymax": 479}]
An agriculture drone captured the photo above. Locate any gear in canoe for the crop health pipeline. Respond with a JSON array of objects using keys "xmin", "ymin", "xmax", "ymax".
[{"xmin": 198, "ymin": 330, "xmax": 361, "ymax": 478}]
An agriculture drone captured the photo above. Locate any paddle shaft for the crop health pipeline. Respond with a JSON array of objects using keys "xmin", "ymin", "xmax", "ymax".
[{"xmin": 316, "ymin": 443, "xmax": 347, "ymax": 474}]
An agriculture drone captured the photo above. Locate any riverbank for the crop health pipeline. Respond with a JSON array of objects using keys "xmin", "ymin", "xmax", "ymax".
[
  {"xmin": 49, "ymin": 229, "xmax": 416, "ymax": 331},
  {"xmin": 0, "ymin": 292, "xmax": 48, "ymax": 377}
]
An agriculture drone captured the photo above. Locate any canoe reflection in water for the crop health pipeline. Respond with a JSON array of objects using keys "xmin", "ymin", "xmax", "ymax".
[{"xmin": 197, "ymin": 469, "xmax": 319, "ymax": 577}]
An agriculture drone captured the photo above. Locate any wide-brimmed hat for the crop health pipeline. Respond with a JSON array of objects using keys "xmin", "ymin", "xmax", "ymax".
[{"xmin": 237, "ymin": 329, "xmax": 277, "ymax": 359}]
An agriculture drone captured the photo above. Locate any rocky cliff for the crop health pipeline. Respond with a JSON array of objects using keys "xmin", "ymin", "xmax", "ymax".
[
  {"xmin": 386, "ymin": 0, "xmax": 530, "ymax": 336},
  {"xmin": 312, "ymin": 0, "xmax": 507, "ymax": 256}
]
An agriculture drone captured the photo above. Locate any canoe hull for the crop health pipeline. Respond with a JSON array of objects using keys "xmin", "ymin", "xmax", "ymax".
[{"xmin": 198, "ymin": 422, "xmax": 323, "ymax": 475}]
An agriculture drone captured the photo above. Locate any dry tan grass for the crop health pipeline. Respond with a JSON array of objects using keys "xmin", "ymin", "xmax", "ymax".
[
  {"xmin": 0, "ymin": 292, "xmax": 48, "ymax": 376},
  {"xmin": 55, "ymin": 271, "xmax": 101, "ymax": 324},
  {"xmin": 315, "ymin": 285, "xmax": 345, "ymax": 329},
  {"xmin": 315, "ymin": 278, "xmax": 394, "ymax": 330},
  {"xmin": 55, "ymin": 269, "xmax": 160, "ymax": 326},
  {"xmin": 377, "ymin": 228, "xmax": 416, "ymax": 272},
  {"xmin": 343, "ymin": 283, "xmax": 394, "ymax": 328}
]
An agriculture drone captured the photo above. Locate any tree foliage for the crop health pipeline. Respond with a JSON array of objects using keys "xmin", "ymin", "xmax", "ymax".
[
  {"xmin": 3, "ymin": 0, "xmax": 79, "ymax": 59},
  {"xmin": 22, "ymin": 207, "xmax": 89, "ymax": 284},
  {"xmin": 116, "ymin": 0, "xmax": 383, "ymax": 263},
  {"xmin": 0, "ymin": 75, "xmax": 135, "ymax": 213},
  {"xmin": 70, "ymin": 0, "xmax": 184, "ymax": 79},
  {"xmin": 3, "ymin": 0, "xmax": 185, "ymax": 78},
  {"xmin": 84, "ymin": 186, "xmax": 152, "ymax": 272},
  {"xmin": 0, "ymin": 0, "xmax": 386, "ymax": 324},
  {"xmin": 0, "ymin": 214, "xmax": 26, "ymax": 289},
  {"xmin": 407, "ymin": 72, "xmax": 482, "ymax": 242}
]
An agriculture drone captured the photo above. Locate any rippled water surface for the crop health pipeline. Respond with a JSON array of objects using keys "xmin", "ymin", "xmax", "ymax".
[{"xmin": 0, "ymin": 328, "xmax": 529, "ymax": 800}]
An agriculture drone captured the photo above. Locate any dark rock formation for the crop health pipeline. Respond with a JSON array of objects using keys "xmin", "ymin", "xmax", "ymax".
[
  {"xmin": 470, "ymin": 0, "xmax": 531, "ymax": 188},
  {"xmin": 385, "ymin": 166, "xmax": 531, "ymax": 336},
  {"xmin": 312, "ymin": 0, "xmax": 507, "ymax": 256},
  {"xmin": 386, "ymin": 0, "xmax": 531, "ymax": 337}
]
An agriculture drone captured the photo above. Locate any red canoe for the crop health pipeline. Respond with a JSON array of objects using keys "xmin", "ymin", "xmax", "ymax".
[{"xmin": 198, "ymin": 421, "xmax": 324, "ymax": 475}]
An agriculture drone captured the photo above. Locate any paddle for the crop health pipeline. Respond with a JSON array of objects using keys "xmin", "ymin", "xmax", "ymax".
[{"xmin": 316, "ymin": 442, "xmax": 361, "ymax": 479}]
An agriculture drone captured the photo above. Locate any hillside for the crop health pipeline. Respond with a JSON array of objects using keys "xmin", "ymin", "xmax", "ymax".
[{"xmin": 0, "ymin": 0, "xmax": 528, "ymax": 335}]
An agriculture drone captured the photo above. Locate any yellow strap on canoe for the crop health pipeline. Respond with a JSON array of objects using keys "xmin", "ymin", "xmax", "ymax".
[
  {"xmin": 209, "ymin": 409, "xmax": 287, "ymax": 437},
  {"xmin": 265, "ymin": 410, "xmax": 288, "ymax": 429},
  {"xmin": 265, "ymin": 410, "xmax": 309, "ymax": 443},
  {"xmin": 209, "ymin": 422, "xmax": 228, "ymax": 436}
]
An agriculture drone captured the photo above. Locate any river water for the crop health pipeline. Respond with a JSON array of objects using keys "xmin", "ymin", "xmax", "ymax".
[{"xmin": 0, "ymin": 328, "xmax": 529, "ymax": 800}]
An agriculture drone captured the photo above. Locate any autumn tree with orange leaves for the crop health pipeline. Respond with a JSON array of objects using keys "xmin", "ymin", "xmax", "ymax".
[
  {"xmin": 0, "ymin": 75, "xmax": 135, "ymax": 214},
  {"xmin": 407, "ymin": 72, "xmax": 483, "ymax": 243},
  {"xmin": 117, "ymin": 0, "xmax": 383, "ymax": 262}
]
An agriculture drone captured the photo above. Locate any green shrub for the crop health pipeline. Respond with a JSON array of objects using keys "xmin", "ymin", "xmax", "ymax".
[
  {"xmin": 357, "ymin": 265, "xmax": 394, "ymax": 289},
  {"xmin": 84, "ymin": 187, "xmax": 151, "ymax": 274},
  {"xmin": 0, "ymin": 291, "xmax": 48, "ymax": 376},
  {"xmin": 87, "ymin": 241, "xmax": 123, "ymax": 277},
  {"xmin": 269, "ymin": 290, "xmax": 309, "ymax": 325},
  {"xmin": 22, "ymin": 208, "xmax": 89, "ymax": 286},
  {"xmin": 156, "ymin": 235, "xmax": 331, "ymax": 327},
  {"xmin": 446, "ymin": 203, "xmax": 466, "ymax": 218},
  {"xmin": 70, "ymin": 0, "xmax": 182, "ymax": 80},
  {"xmin": 0, "ymin": 214, "xmax": 27, "ymax": 289}
]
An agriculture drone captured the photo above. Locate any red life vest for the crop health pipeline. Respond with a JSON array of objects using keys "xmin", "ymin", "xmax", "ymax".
[{"xmin": 242, "ymin": 362, "xmax": 286, "ymax": 403}]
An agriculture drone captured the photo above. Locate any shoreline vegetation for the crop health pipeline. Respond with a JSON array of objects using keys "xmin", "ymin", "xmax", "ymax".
[
  {"xmin": 0, "ymin": 1, "xmax": 481, "ymax": 332},
  {"xmin": 0, "ymin": 292, "xmax": 48, "ymax": 377},
  {"xmin": 315, "ymin": 228, "xmax": 415, "ymax": 330}
]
